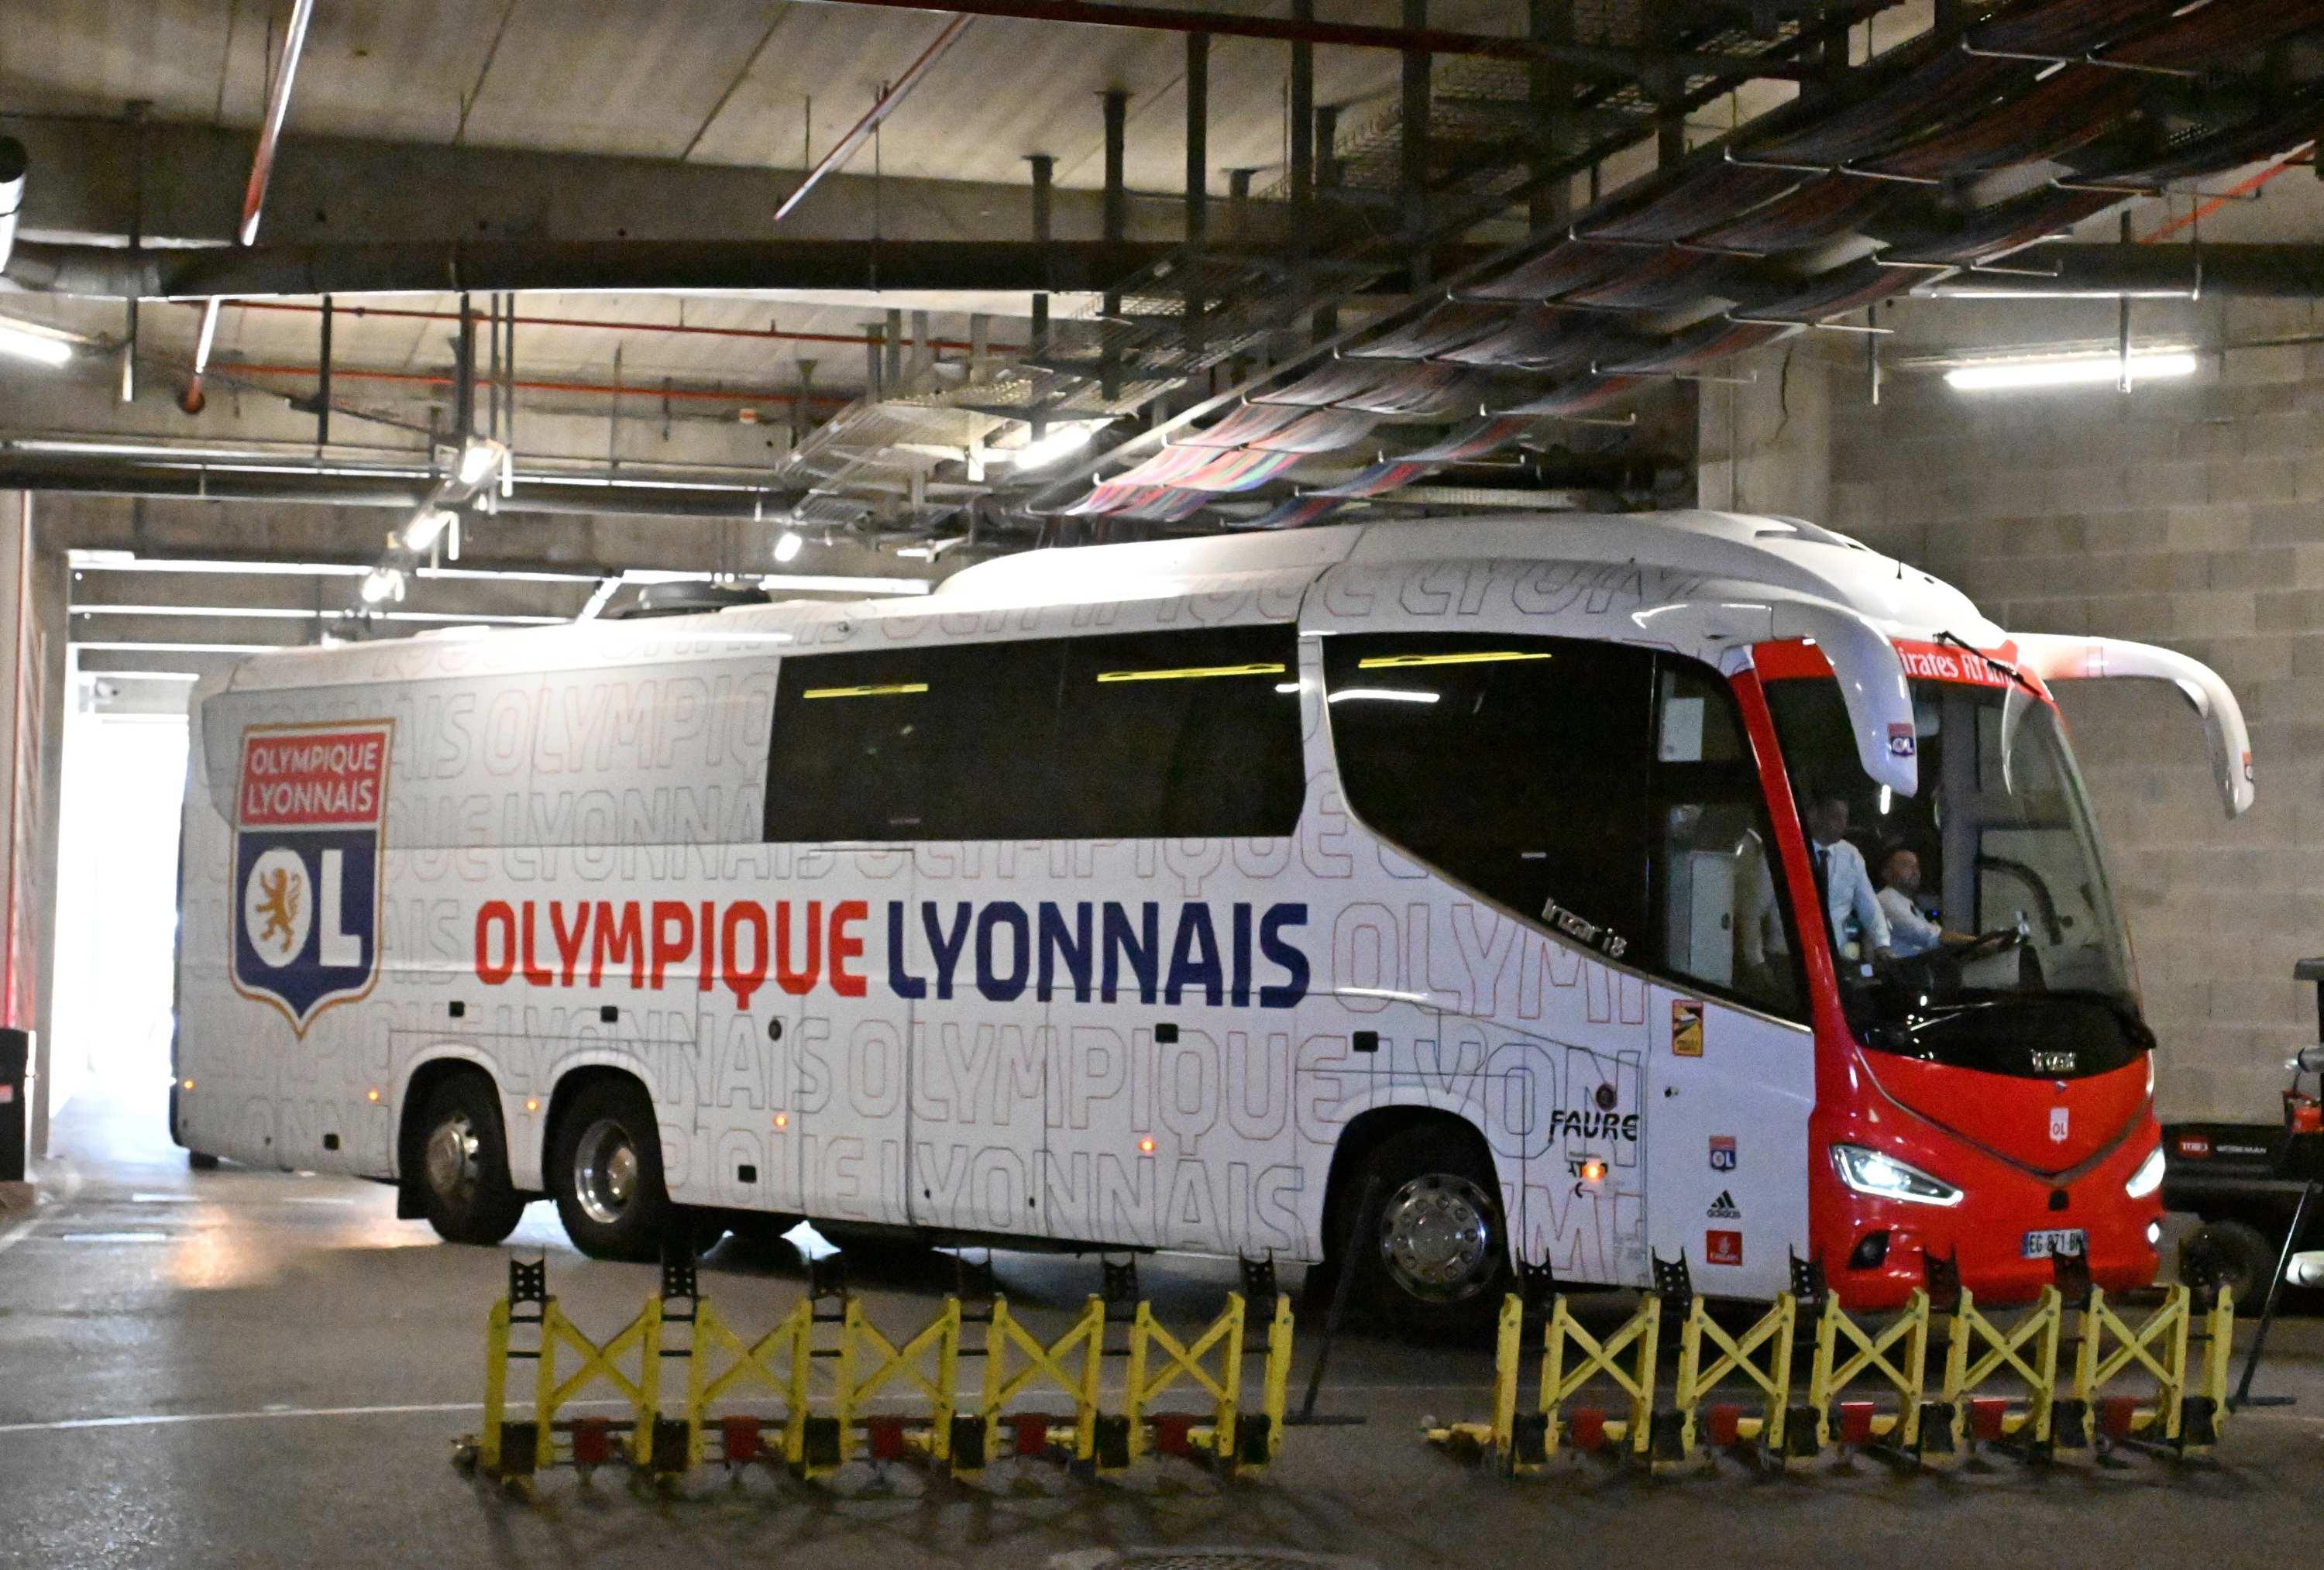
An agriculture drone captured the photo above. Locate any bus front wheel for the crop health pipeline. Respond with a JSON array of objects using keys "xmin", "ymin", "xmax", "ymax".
[
  {"xmin": 550, "ymin": 1079, "xmax": 674, "ymax": 1262},
  {"xmin": 1353, "ymin": 1125, "xmax": 1511, "ymax": 1335},
  {"xmin": 414, "ymin": 1075, "xmax": 526, "ymax": 1245}
]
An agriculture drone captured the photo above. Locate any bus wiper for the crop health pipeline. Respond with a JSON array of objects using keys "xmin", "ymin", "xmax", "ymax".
[{"xmin": 1936, "ymin": 630, "xmax": 2039, "ymax": 697}]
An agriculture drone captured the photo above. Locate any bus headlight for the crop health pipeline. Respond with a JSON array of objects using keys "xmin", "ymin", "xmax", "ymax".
[
  {"xmin": 1831, "ymin": 1143, "xmax": 1964, "ymax": 1208},
  {"xmin": 2125, "ymin": 1144, "xmax": 2167, "ymax": 1201}
]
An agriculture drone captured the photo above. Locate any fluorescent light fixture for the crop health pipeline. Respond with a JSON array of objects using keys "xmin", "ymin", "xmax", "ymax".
[
  {"xmin": 1944, "ymin": 351, "xmax": 2198, "ymax": 392},
  {"xmin": 1327, "ymin": 687, "xmax": 1441, "ymax": 705},
  {"xmin": 0, "ymin": 320, "xmax": 75, "ymax": 368},
  {"xmin": 403, "ymin": 508, "xmax": 457, "ymax": 553},
  {"xmin": 455, "ymin": 438, "xmax": 507, "ymax": 489},
  {"xmin": 359, "ymin": 567, "xmax": 405, "ymax": 606},
  {"xmin": 1010, "ymin": 424, "xmax": 1095, "ymax": 469},
  {"xmin": 773, "ymin": 531, "xmax": 804, "ymax": 564}
]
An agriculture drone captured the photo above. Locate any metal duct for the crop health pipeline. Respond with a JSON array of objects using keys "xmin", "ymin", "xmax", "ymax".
[
  {"xmin": 0, "ymin": 136, "xmax": 24, "ymax": 274},
  {"xmin": 1914, "ymin": 243, "xmax": 2324, "ymax": 301}
]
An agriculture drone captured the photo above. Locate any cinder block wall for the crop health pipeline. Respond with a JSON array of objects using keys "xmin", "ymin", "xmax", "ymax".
[{"xmin": 1821, "ymin": 300, "xmax": 2324, "ymax": 1121}]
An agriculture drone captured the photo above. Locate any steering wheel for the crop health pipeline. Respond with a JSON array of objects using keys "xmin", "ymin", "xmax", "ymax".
[{"xmin": 1959, "ymin": 926, "xmax": 2022, "ymax": 961}]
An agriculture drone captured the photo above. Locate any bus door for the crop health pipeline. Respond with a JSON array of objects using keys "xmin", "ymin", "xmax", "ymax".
[{"xmin": 1639, "ymin": 660, "xmax": 1815, "ymax": 1297}]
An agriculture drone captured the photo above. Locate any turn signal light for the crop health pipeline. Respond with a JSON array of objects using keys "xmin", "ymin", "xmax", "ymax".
[
  {"xmin": 1138, "ymin": 1138, "xmax": 1157, "ymax": 1156},
  {"xmin": 366, "ymin": 1088, "xmax": 381, "ymax": 1103},
  {"xmin": 772, "ymin": 1113, "xmax": 788, "ymax": 1129},
  {"xmin": 524, "ymin": 1098, "xmax": 539, "ymax": 1114},
  {"xmin": 1580, "ymin": 1160, "xmax": 1607, "ymax": 1184}
]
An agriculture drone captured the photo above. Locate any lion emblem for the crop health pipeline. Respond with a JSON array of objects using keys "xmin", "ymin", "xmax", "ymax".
[{"xmin": 254, "ymin": 867, "xmax": 301, "ymax": 957}]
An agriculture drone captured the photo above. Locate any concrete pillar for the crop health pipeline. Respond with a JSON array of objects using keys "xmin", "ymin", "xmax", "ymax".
[{"xmin": 0, "ymin": 493, "xmax": 70, "ymax": 1163}]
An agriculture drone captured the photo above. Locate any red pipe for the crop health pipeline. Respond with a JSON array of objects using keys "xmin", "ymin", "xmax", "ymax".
[
  {"xmin": 227, "ymin": 361, "xmax": 850, "ymax": 406},
  {"xmin": 211, "ymin": 297, "xmax": 1021, "ymax": 356}
]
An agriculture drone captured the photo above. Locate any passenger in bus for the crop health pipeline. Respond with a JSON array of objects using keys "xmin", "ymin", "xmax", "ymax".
[
  {"xmin": 1876, "ymin": 847, "xmax": 1977, "ymax": 960},
  {"xmin": 1803, "ymin": 791, "xmax": 1892, "ymax": 968}
]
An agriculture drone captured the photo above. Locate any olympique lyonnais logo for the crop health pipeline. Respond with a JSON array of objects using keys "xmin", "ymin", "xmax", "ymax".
[{"xmin": 231, "ymin": 722, "xmax": 392, "ymax": 1034}]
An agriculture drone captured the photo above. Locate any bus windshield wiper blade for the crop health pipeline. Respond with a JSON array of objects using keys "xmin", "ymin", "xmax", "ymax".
[{"xmin": 1936, "ymin": 630, "xmax": 2039, "ymax": 696}]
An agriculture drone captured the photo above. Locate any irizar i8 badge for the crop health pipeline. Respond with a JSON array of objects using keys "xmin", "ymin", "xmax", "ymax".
[{"xmin": 230, "ymin": 721, "xmax": 393, "ymax": 1035}]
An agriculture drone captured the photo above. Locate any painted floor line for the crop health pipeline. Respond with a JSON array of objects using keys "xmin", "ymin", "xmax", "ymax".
[
  {"xmin": 0, "ymin": 1383, "xmax": 1497, "ymax": 1439},
  {"xmin": 0, "ymin": 1158, "xmax": 82, "ymax": 1259}
]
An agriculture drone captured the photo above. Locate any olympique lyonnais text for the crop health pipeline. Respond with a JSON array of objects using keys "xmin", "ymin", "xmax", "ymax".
[
  {"xmin": 473, "ymin": 897, "xmax": 1312, "ymax": 1012},
  {"xmin": 239, "ymin": 731, "xmax": 390, "ymax": 826}
]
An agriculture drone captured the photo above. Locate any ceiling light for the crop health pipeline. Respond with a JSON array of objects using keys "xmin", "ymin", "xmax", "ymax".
[
  {"xmin": 773, "ymin": 530, "xmax": 803, "ymax": 564},
  {"xmin": 0, "ymin": 320, "xmax": 74, "ymax": 368},
  {"xmin": 455, "ymin": 438, "xmax": 507, "ymax": 489},
  {"xmin": 1010, "ymin": 424, "xmax": 1095, "ymax": 469},
  {"xmin": 1944, "ymin": 352, "xmax": 2198, "ymax": 392},
  {"xmin": 403, "ymin": 508, "xmax": 457, "ymax": 553},
  {"xmin": 359, "ymin": 568, "xmax": 404, "ymax": 606}
]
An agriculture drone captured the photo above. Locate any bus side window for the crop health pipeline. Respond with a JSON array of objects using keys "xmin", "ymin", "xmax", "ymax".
[
  {"xmin": 1652, "ymin": 662, "xmax": 1804, "ymax": 1019},
  {"xmin": 1323, "ymin": 632, "xmax": 1653, "ymax": 948},
  {"xmin": 765, "ymin": 640, "xmax": 1064, "ymax": 841},
  {"xmin": 1054, "ymin": 624, "xmax": 1304, "ymax": 840}
]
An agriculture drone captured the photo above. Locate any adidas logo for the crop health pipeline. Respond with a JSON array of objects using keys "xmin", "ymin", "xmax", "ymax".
[{"xmin": 1706, "ymin": 1190, "xmax": 1741, "ymax": 1219}]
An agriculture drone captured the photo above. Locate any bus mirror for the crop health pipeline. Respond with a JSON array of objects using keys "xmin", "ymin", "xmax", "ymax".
[
  {"xmin": 1765, "ymin": 599, "xmax": 1919, "ymax": 800},
  {"xmin": 2006, "ymin": 634, "xmax": 2254, "ymax": 819}
]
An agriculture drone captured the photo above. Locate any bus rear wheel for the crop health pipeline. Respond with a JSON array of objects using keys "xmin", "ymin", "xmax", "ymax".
[
  {"xmin": 1351, "ymin": 1125, "xmax": 1511, "ymax": 1335},
  {"xmin": 414, "ymin": 1075, "xmax": 526, "ymax": 1245},
  {"xmin": 550, "ymin": 1079, "xmax": 674, "ymax": 1262}
]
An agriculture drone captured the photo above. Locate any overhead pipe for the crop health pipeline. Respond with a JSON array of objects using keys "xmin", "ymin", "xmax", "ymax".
[
  {"xmin": 803, "ymin": 0, "xmax": 1810, "ymax": 84},
  {"xmin": 1912, "ymin": 242, "xmax": 2324, "ymax": 301},
  {"xmin": 775, "ymin": 15, "xmax": 975, "ymax": 223},
  {"xmin": 0, "ymin": 452, "xmax": 800, "ymax": 520},
  {"xmin": 205, "ymin": 298, "xmax": 1026, "ymax": 357},
  {"xmin": 225, "ymin": 359, "xmax": 853, "ymax": 407},
  {"xmin": 183, "ymin": 0, "xmax": 318, "ymax": 415}
]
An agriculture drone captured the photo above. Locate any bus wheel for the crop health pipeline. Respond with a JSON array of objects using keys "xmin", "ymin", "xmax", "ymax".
[
  {"xmin": 2183, "ymin": 1218, "xmax": 2276, "ymax": 1305},
  {"xmin": 1355, "ymin": 1125, "xmax": 1510, "ymax": 1335},
  {"xmin": 551, "ymin": 1080, "xmax": 672, "ymax": 1262},
  {"xmin": 414, "ymin": 1076, "xmax": 525, "ymax": 1245}
]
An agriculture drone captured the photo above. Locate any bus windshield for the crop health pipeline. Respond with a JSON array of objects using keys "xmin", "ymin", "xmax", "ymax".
[{"xmin": 1764, "ymin": 670, "xmax": 2146, "ymax": 1070}]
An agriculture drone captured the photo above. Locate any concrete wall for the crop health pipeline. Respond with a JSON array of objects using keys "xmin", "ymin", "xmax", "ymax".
[
  {"xmin": 1756, "ymin": 297, "xmax": 2323, "ymax": 1122},
  {"xmin": 0, "ymin": 494, "xmax": 72, "ymax": 1159}
]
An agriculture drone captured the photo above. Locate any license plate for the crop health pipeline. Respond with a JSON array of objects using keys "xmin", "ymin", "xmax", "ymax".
[{"xmin": 2022, "ymin": 1228, "xmax": 2086, "ymax": 1259}]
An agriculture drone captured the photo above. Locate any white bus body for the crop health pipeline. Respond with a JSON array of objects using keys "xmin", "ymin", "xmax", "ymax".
[{"xmin": 172, "ymin": 513, "xmax": 2252, "ymax": 1324}]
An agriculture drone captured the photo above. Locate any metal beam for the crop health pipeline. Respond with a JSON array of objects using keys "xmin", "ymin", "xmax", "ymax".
[
  {"xmin": 1913, "ymin": 243, "xmax": 2324, "ymax": 300},
  {"xmin": 4, "ymin": 238, "xmax": 1186, "ymax": 299},
  {"xmin": 799, "ymin": 0, "xmax": 1809, "ymax": 84},
  {"xmin": 0, "ymin": 115, "xmax": 1205, "ymax": 252}
]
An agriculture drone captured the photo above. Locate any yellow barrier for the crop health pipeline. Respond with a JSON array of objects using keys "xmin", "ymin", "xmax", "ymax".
[
  {"xmin": 458, "ymin": 1254, "xmax": 1295, "ymax": 1487},
  {"xmin": 1429, "ymin": 1288, "xmax": 1662, "ymax": 1474},
  {"xmin": 1662, "ymin": 1293, "xmax": 1796, "ymax": 1467},
  {"xmin": 1804, "ymin": 1287, "xmax": 1931, "ymax": 1456},
  {"xmin": 1425, "ymin": 1260, "xmax": 2236, "ymax": 1478}
]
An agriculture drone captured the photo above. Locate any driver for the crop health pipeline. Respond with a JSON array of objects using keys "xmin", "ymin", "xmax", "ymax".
[
  {"xmin": 1876, "ymin": 847, "xmax": 1979, "ymax": 960},
  {"xmin": 1803, "ymin": 790, "xmax": 1893, "ymax": 970}
]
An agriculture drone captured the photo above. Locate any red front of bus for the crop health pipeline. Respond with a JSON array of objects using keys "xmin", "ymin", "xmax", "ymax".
[{"xmin": 1740, "ymin": 639, "xmax": 2165, "ymax": 1311}]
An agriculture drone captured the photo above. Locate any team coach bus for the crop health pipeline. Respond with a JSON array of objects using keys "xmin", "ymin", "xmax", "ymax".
[{"xmin": 172, "ymin": 513, "xmax": 2253, "ymax": 1330}]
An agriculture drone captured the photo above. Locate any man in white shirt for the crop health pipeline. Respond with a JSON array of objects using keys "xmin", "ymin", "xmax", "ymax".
[
  {"xmin": 1877, "ymin": 847, "xmax": 1975, "ymax": 959},
  {"xmin": 1803, "ymin": 792, "xmax": 1892, "ymax": 967}
]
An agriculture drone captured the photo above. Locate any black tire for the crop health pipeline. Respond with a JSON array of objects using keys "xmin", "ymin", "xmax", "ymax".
[
  {"xmin": 549, "ymin": 1078, "xmax": 674, "ymax": 1261},
  {"xmin": 1345, "ymin": 1124, "xmax": 1511, "ymax": 1335},
  {"xmin": 411, "ymin": 1074, "xmax": 526, "ymax": 1245},
  {"xmin": 187, "ymin": 1152, "xmax": 220, "ymax": 1171},
  {"xmin": 2183, "ymin": 1218, "xmax": 2278, "ymax": 1306}
]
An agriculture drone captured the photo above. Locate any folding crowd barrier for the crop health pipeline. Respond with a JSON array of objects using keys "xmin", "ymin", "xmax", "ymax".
[
  {"xmin": 456, "ymin": 1248, "xmax": 1294, "ymax": 1489},
  {"xmin": 1427, "ymin": 1253, "xmax": 2235, "ymax": 1479}
]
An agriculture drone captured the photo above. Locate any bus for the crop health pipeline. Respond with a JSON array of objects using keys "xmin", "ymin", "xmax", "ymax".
[{"xmin": 170, "ymin": 512, "xmax": 2254, "ymax": 1330}]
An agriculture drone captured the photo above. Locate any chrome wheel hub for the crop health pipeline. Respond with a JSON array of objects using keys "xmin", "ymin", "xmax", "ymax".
[
  {"xmin": 1379, "ymin": 1173, "xmax": 1495, "ymax": 1300},
  {"xmin": 573, "ymin": 1117, "xmax": 639, "ymax": 1226},
  {"xmin": 425, "ymin": 1113, "xmax": 479, "ymax": 1201}
]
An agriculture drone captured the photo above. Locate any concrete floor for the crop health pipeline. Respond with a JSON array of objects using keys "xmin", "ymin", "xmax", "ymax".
[{"xmin": 5, "ymin": 1086, "xmax": 2324, "ymax": 1569}]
